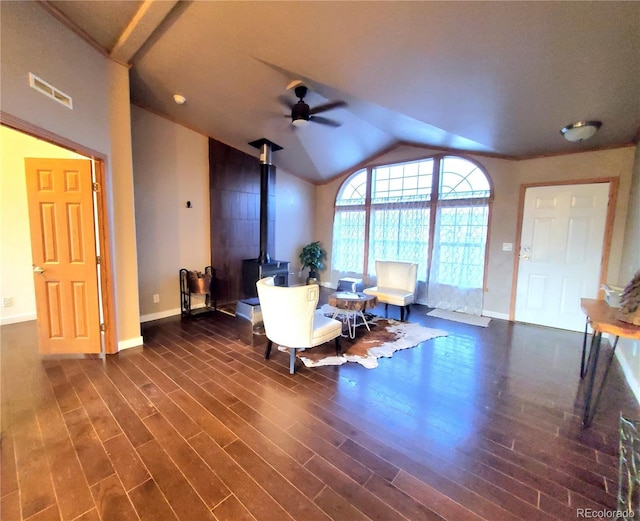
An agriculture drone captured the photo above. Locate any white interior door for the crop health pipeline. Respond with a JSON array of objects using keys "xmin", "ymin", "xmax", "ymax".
[{"xmin": 514, "ymin": 183, "xmax": 609, "ymax": 332}]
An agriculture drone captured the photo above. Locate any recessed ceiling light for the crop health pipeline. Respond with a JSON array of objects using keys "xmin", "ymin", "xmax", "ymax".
[
  {"xmin": 173, "ymin": 94, "xmax": 186, "ymax": 105},
  {"xmin": 560, "ymin": 121, "xmax": 602, "ymax": 142}
]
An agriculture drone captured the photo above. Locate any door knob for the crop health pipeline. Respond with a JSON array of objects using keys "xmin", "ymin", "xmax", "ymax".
[{"xmin": 33, "ymin": 266, "xmax": 45, "ymax": 274}]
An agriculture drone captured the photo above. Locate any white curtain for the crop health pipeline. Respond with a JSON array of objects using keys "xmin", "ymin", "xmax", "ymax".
[
  {"xmin": 330, "ymin": 208, "xmax": 366, "ymax": 284},
  {"xmin": 366, "ymin": 203, "xmax": 430, "ymax": 303},
  {"xmin": 331, "ymin": 203, "xmax": 432, "ymax": 302},
  {"xmin": 426, "ymin": 202, "xmax": 489, "ymax": 315},
  {"xmin": 332, "ymin": 202, "xmax": 489, "ymax": 313}
]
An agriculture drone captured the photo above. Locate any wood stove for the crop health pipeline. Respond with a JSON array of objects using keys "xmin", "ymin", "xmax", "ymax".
[
  {"xmin": 241, "ymin": 139, "xmax": 289, "ymax": 299},
  {"xmin": 241, "ymin": 259, "xmax": 289, "ymax": 298}
]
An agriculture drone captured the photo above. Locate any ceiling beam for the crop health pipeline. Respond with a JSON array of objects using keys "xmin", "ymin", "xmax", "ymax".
[{"xmin": 109, "ymin": 0, "xmax": 178, "ymax": 66}]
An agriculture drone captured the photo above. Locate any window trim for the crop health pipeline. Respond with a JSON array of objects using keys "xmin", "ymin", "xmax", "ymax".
[
  {"xmin": 333, "ymin": 153, "xmax": 493, "ymax": 285},
  {"xmin": 335, "ymin": 153, "xmax": 494, "ymax": 206}
]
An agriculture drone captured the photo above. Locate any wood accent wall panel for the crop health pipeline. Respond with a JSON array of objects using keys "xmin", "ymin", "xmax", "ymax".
[{"xmin": 209, "ymin": 138, "xmax": 275, "ymax": 304}]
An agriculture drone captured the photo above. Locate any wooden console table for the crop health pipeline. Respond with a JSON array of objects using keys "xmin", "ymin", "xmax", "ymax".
[{"xmin": 580, "ymin": 298, "xmax": 640, "ymax": 427}]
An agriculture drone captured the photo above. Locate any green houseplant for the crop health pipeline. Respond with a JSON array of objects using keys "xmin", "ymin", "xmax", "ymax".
[{"xmin": 299, "ymin": 241, "xmax": 327, "ymax": 284}]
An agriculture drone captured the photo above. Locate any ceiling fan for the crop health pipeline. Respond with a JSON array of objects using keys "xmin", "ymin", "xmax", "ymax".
[{"xmin": 280, "ymin": 84, "xmax": 346, "ymax": 128}]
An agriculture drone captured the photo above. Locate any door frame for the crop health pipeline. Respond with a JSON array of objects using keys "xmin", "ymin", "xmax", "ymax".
[
  {"xmin": 509, "ymin": 177, "xmax": 619, "ymax": 321},
  {"xmin": 1, "ymin": 111, "xmax": 117, "ymax": 354}
]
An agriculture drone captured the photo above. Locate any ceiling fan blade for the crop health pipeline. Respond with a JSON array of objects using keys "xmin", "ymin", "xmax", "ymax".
[
  {"xmin": 309, "ymin": 100, "xmax": 347, "ymax": 115},
  {"xmin": 310, "ymin": 115, "xmax": 342, "ymax": 128},
  {"xmin": 277, "ymin": 94, "xmax": 294, "ymax": 110}
]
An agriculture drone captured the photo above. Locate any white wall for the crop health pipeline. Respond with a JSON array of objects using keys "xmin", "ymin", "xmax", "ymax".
[
  {"xmin": 0, "ymin": 127, "xmax": 86, "ymax": 325},
  {"xmin": 275, "ymin": 169, "xmax": 317, "ymax": 286},
  {"xmin": 108, "ymin": 61, "xmax": 142, "ymax": 349},
  {"xmin": 619, "ymin": 144, "xmax": 640, "ymax": 283},
  {"xmin": 0, "ymin": 2, "xmax": 110, "ymax": 152},
  {"xmin": 0, "ymin": 1, "xmax": 142, "ymax": 348},
  {"xmin": 131, "ymin": 106, "xmax": 210, "ymax": 321},
  {"xmin": 615, "ymin": 143, "xmax": 640, "ymax": 403},
  {"xmin": 131, "ymin": 107, "xmax": 317, "ymax": 318},
  {"xmin": 483, "ymin": 148, "xmax": 634, "ymax": 317},
  {"xmin": 315, "ymin": 145, "xmax": 635, "ymax": 318}
]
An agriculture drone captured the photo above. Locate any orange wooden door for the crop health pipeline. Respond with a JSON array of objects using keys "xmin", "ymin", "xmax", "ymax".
[{"xmin": 25, "ymin": 158, "xmax": 101, "ymax": 354}]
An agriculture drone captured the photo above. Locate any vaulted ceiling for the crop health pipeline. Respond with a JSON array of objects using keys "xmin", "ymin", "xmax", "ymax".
[{"xmin": 45, "ymin": 1, "xmax": 640, "ymax": 183}]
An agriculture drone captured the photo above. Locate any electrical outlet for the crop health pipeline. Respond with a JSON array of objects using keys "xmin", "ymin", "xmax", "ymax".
[
  {"xmin": 153, "ymin": 294, "xmax": 160, "ymax": 303},
  {"xmin": 3, "ymin": 297, "xmax": 13, "ymax": 307}
]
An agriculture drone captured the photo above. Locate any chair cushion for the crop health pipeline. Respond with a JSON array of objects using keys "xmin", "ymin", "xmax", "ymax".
[
  {"xmin": 364, "ymin": 286, "xmax": 414, "ymax": 307},
  {"xmin": 310, "ymin": 312, "xmax": 343, "ymax": 346}
]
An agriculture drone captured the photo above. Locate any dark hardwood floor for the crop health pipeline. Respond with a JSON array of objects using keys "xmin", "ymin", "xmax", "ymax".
[{"xmin": 1, "ymin": 299, "xmax": 638, "ymax": 521}]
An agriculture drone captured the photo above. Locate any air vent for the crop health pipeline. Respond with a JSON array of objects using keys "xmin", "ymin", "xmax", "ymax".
[{"xmin": 28, "ymin": 73, "xmax": 73, "ymax": 109}]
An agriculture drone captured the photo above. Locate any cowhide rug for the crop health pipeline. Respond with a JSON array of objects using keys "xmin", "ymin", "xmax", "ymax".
[{"xmin": 278, "ymin": 310, "xmax": 448, "ymax": 369}]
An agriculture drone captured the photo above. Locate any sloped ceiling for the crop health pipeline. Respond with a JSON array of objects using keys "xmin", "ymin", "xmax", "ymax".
[{"xmin": 45, "ymin": 1, "xmax": 640, "ymax": 183}]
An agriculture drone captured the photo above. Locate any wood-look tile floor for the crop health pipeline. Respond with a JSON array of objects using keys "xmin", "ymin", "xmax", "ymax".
[{"xmin": 1, "ymin": 302, "xmax": 638, "ymax": 521}]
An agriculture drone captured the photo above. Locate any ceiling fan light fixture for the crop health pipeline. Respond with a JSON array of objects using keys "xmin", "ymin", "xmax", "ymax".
[
  {"xmin": 281, "ymin": 83, "xmax": 344, "ymax": 128},
  {"xmin": 560, "ymin": 120, "xmax": 602, "ymax": 142},
  {"xmin": 291, "ymin": 99, "xmax": 310, "ymax": 127}
]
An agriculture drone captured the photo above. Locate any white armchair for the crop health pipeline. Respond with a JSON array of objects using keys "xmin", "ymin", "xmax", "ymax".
[
  {"xmin": 256, "ymin": 277, "xmax": 343, "ymax": 374},
  {"xmin": 363, "ymin": 260, "xmax": 418, "ymax": 321}
]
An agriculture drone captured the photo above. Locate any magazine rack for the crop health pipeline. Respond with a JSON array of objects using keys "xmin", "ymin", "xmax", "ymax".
[{"xmin": 179, "ymin": 266, "xmax": 216, "ymax": 317}]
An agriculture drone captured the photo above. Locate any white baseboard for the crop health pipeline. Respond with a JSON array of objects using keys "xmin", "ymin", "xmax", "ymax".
[
  {"xmin": 118, "ymin": 336, "xmax": 144, "ymax": 351},
  {"xmin": 140, "ymin": 301, "xmax": 210, "ymax": 323},
  {"xmin": 140, "ymin": 307, "xmax": 182, "ymax": 323},
  {"xmin": 0, "ymin": 312, "xmax": 37, "ymax": 326},
  {"xmin": 617, "ymin": 349, "xmax": 640, "ymax": 405},
  {"xmin": 610, "ymin": 335, "xmax": 640, "ymax": 405},
  {"xmin": 481, "ymin": 310, "xmax": 510, "ymax": 321}
]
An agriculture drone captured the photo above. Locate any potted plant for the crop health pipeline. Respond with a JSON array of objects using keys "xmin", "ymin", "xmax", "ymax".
[{"xmin": 299, "ymin": 241, "xmax": 327, "ymax": 284}]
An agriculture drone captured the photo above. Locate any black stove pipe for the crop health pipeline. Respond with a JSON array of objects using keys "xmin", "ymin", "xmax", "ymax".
[
  {"xmin": 248, "ymin": 139, "xmax": 282, "ymax": 264},
  {"xmin": 258, "ymin": 160, "xmax": 272, "ymax": 264}
]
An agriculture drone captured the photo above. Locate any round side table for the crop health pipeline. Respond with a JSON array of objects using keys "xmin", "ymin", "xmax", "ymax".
[{"xmin": 327, "ymin": 292, "xmax": 378, "ymax": 338}]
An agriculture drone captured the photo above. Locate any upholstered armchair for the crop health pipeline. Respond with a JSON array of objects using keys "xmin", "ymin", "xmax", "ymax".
[
  {"xmin": 256, "ymin": 277, "xmax": 342, "ymax": 374},
  {"xmin": 363, "ymin": 260, "xmax": 418, "ymax": 321}
]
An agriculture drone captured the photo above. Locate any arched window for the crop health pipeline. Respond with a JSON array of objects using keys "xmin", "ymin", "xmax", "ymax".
[
  {"xmin": 332, "ymin": 155, "xmax": 492, "ymax": 314},
  {"xmin": 438, "ymin": 156, "xmax": 491, "ymax": 200},
  {"xmin": 336, "ymin": 169, "xmax": 367, "ymax": 205},
  {"xmin": 333, "ymin": 169, "xmax": 367, "ymax": 274}
]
